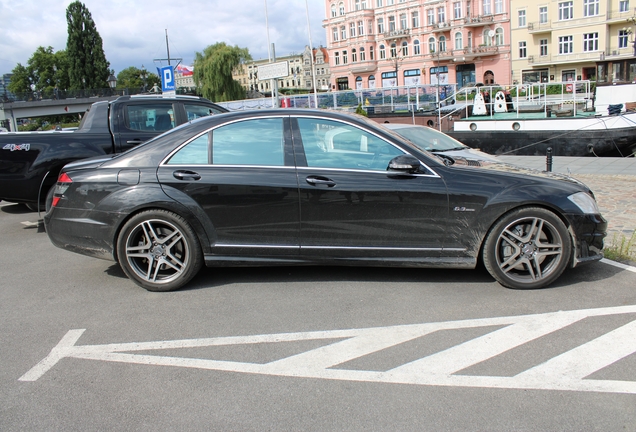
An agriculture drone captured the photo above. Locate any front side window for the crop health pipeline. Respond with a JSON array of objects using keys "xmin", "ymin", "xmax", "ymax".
[
  {"xmin": 583, "ymin": 32, "xmax": 598, "ymax": 51},
  {"xmin": 583, "ymin": 0, "xmax": 599, "ymax": 16},
  {"xmin": 184, "ymin": 104, "xmax": 224, "ymax": 122},
  {"xmin": 559, "ymin": 35, "xmax": 573, "ymax": 54},
  {"xmin": 558, "ymin": 1, "xmax": 573, "ymax": 20},
  {"xmin": 297, "ymin": 118, "xmax": 404, "ymax": 171},
  {"xmin": 211, "ymin": 118, "xmax": 285, "ymax": 166},
  {"xmin": 126, "ymin": 104, "xmax": 174, "ymax": 132}
]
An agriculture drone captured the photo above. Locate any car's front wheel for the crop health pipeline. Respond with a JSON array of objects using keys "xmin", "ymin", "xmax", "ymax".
[
  {"xmin": 483, "ymin": 207, "xmax": 571, "ymax": 289},
  {"xmin": 117, "ymin": 210, "xmax": 203, "ymax": 292}
]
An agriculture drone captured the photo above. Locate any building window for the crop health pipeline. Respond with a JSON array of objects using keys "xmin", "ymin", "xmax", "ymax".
[
  {"xmin": 518, "ymin": 10, "xmax": 526, "ymax": 27},
  {"xmin": 495, "ymin": 27, "xmax": 504, "ymax": 45},
  {"xmin": 483, "ymin": 29, "xmax": 492, "ymax": 46},
  {"xmin": 583, "ymin": 0, "xmax": 599, "ymax": 17},
  {"xmin": 438, "ymin": 7, "xmax": 446, "ymax": 23},
  {"xmin": 339, "ymin": 2, "xmax": 345, "ymax": 15},
  {"xmin": 360, "ymin": 47, "xmax": 366, "ymax": 61},
  {"xmin": 558, "ymin": 1, "xmax": 573, "ymax": 20},
  {"xmin": 455, "ymin": 32, "xmax": 463, "ymax": 49},
  {"xmin": 380, "ymin": 44, "xmax": 386, "ymax": 59},
  {"xmin": 439, "ymin": 36, "xmax": 447, "ymax": 51},
  {"xmin": 414, "ymin": 39, "xmax": 421, "ymax": 54},
  {"xmin": 539, "ymin": 6, "xmax": 548, "ymax": 23},
  {"xmin": 334, "ymin": 52, "xmax": 340, "ymax": 65},
  {"xmin": 361, "ymin": 0, "xmax": 367, "ymax": 8},
  {"xmin": 378, "ymin": 18, "xmax": 384, "ymax": 33},
  {"xmin": 350, "ymin": 22, "xmax": 356, "ymax": 37},
  {"xmin": 352, "ymin": 49, "xmax": 357, "ymax": 62},
  {"xmin": 495, "ymin": 0, "xmax": 503, "ymax": 13},
  {"xmin": 402, "ymin": 41, "xmax": 408, "ymax": 56},
  {"xmin": 583, "ymin": 33, "xmax": 598, "ymax": 51},
  {"xmin": 412, "ymin": 11, "xmax": 419, "ymax": 28},
  {"xmin": 358, "ymin": 21, "xmax": 364, "ymax": 35},
  {"xmin": 342, "ymin": 50, "xmax": 348, "ymax": 64},
  {"xmin": 400, "ymin": 14, "xmax": 407, "ymax": 30},
  {"xmin": 559, "ymin": 35, "xmax": 573, "ymax": 54},
  {"xmin": 454, "ymin": 1, "xmax": 462, "ymax": 19},
  {"xmin": 355, "ymin": 0, "xmax": 361, "ymax": 10},
  {"xmin": 619, "ymin": 30, "xmax": 629, "ymax": 48},
  {"xmin": 483, "ymin": 0, "xmax": 492, "ymax": 15},
  {"xmin": 540, "ymin": 39, "xmax": 548, "ymax": 56},
  {"xmin": 370, "ymin": 46, "xmax": 374, "ymax": 59},
  {"xmin": 390, "ymin": 43, "xmax": 397, "ymax": 57},
  {"xmin": 332, "ymin": 27, "xmax": 339, "ymax": 42},
  {"xmin": 427, "ymin": 9, "xmax": 435, "ymax": 25},
  {"xmin": 389, "ymin": 16, "xmax": 395, "ymax": 31},
  {"xmin": 341, "ymin": 26, "xmax": 346, "ymax": 39},
  {"xmin": 519, "ymin": 41, "xmax": 527, "ymax": 58},
  {"xmin": 620, "ymin": 0, "xmax": 629, "ymax": 12},
  {"xmin": 428, "ymin": 37, "xmax": 436, "ymax": 53},
  {"xmin": 468, "ymin": 31, "xmax": 473, "ymax": 47},
  {"xmin": 331, "ymin": 4, "xmax": 336, "ymax": 17},
  {"xmin": 376, "ymin": 0, "xmax": 382, "ymax": 6}
]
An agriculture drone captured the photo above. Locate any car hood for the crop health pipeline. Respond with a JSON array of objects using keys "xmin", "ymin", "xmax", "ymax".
[{"xmin": 446, "ymin": 156, "xmax": 589, "ymax": 188}]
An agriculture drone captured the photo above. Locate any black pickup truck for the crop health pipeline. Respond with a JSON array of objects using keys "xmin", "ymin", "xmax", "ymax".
[{"xmin": 0, "ymin": 95, "xmax": 227, "ymax": 210}]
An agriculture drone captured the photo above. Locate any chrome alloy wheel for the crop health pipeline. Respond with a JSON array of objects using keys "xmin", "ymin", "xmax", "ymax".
[
  {"xmin": 124, "ymin": 218, "xmax": 190, "ymax": 285},
  {"xmin": 494, "ymin": 216, "xmax": 564, "ymax": 284}
]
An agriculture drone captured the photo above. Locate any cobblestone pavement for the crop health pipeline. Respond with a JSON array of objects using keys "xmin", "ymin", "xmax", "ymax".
[{"xmin": 573, "ymin": 174, "xmax": 636, "ymax": 238}]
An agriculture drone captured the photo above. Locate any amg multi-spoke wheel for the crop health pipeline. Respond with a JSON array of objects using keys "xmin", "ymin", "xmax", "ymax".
[
  {"xmin": 117, "ymin": 210, "xmax": 203, "ymax": 292},
  {"xmin": 483, "ymin": 207, "xmax": 571, "ymax": 289}
]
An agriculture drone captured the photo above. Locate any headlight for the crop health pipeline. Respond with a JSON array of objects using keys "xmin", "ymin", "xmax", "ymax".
[{"xmin": 567, "ymin": 192, "xmax": 600, "ymax": 214}]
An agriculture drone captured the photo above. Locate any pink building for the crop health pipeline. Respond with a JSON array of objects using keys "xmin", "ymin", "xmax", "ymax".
[{"xmin": 323, "ymin": 0, "xmax": 511, "ymax": 90}]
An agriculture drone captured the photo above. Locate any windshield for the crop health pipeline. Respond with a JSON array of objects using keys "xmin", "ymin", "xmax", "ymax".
[{"xmin": 388, "ymin": 125, "xmax": 468, "ymax": 152}]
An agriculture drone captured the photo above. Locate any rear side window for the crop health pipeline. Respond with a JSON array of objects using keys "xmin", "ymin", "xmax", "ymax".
[
  {"xmin": 126, "ymin": 104, "xmax": 175, "ymax": 132},
  {"xmin": 212, "ymin": 118, "xmax": 285, "ymax": 166},
  {"xmin": 167, "ymin": 134, "xmax": 209, "ymax": 165}
]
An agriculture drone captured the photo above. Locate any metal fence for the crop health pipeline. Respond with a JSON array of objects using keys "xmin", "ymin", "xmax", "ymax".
[{"xmin": 2, "ymin": 87, "xmax": 147, "ymax": 103}]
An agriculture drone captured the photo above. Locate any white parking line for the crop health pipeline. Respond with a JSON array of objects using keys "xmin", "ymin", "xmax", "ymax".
[
  {"xmin": 19, "ymin": 305, "xmax": 636, "ymax": 394},
  {"xmin": 601, "ymin": 258, "xmax": 636, "ymax": 273}
]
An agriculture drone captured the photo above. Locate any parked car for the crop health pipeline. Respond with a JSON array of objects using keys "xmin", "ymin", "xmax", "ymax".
[
  {"xmin": 0, "ymin": 95, "xmax": 226, "ymax": 210},
  {"xmin": 44, "ymin": 109, "xmax": 606, "ymax": 292},
  {"xmin": 383, "ymin": 123, "xmax": 497, "ymax": 161}
]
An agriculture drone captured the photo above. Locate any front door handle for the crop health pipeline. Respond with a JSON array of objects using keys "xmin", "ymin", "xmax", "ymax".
[
  {"xmin": 173, "ymin": 170, "xmax": 201, "ymax": 181},
  {"xmin": 126, "ymin": 139, "xmax": 145, "ymax": 145},
  {"xmin": 306, "ymin": 176, "xmax": 336, "ymax": 187}
]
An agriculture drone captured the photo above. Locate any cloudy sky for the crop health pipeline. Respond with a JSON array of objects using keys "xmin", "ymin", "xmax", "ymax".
[{"xmin": 0, "ymin": 0, "xmax": 327, "ymax": 75}]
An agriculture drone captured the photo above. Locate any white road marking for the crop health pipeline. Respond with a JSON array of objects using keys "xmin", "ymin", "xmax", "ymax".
[
  {"xmin": 19, "ymin": 305, "xmax": 636, "ymax": 394},
  {"xmin": 601, "ymin": 258, "xmax": 636, "ymax": 273}
]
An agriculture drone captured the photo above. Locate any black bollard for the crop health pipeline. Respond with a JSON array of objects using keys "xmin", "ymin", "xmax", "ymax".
[{"xmin": 546, "ymin": 147, "xmax": 553, "ymax": 172}]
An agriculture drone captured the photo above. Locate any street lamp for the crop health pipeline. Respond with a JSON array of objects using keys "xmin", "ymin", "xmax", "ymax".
[{"xmin": 107, "ymin": 70, "xmax": 117, "ymax": 94}]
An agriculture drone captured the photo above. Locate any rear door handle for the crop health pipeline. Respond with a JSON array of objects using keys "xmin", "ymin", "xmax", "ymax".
[
  {"xmin": 173, "ymin": 170, "xmax": 201, "ymax": 181},
  {"xmin": 126, "ymin": 139, "xmax": 145, "ymax": 145},
  {"xmin": 306, "ymin": 176, "xmax": 336, "ymax": 187}
]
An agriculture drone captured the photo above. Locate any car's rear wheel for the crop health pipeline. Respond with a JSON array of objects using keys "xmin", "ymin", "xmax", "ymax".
[
  {"xmin": 117, "ymin": 210, "xmax": 203, "ymax": 292},
  {"xmin": 483, "ymin": 207, "xmax": 571, "ymax": 289}
]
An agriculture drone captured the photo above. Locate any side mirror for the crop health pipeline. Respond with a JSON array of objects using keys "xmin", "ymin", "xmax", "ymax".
[{"xmin": 387, "ymin": 155, "xmax": 422, "ymax": 173}]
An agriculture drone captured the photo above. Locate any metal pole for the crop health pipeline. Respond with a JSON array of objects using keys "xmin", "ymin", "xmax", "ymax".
[
  {"xmin": 546, "ymin": 147, "xmax": 553, "ymax": 172},
  {"xmin": 305, "ymin": 0, "xmax": 318, "ymax": 108},
  {"xmin": 165, "ymin": 29, "xmax": 171, "ymax": 65}
]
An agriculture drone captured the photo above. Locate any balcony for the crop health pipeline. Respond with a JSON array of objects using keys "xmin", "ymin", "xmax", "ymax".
[
  {"xmin": 526, "ymin": 51, "xmax": 605, "ymax": 67},
  {"xmin": 527, "ymin": 21, "xmax": 551, "ymax": 33},
  {"xmin": 431, "ymin": 22, "xmax": 450, "ymax": 33},
  {"xmin": 383, "ymin": 28, "xmax": 410, "ymax": 40},
  {"xmin": 462, "ymin": 15, "xmax": 495, "ymax": 27}
]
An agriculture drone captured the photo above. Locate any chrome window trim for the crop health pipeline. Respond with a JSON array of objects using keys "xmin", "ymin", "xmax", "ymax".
[{"xmin": 296, "ymin": 165, "xmax": 441, "ymax": 178}]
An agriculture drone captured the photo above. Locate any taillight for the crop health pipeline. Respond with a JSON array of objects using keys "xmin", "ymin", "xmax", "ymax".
[{"xmin": 52, "ymin": 172, "xmax": 73, "ymax": 207}]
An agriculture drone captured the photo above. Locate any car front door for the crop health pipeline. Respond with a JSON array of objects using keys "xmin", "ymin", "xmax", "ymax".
[
  {"xmin": 114, "ymin": 102, "xmax": 177, "ymax": 152},
  {"xmin": 157, "ymin": 116, "xmax": 300, "ymax": 257},
  {"xmin": 292, "ymin": 116, "xmax": 449, "ymax": 259}
]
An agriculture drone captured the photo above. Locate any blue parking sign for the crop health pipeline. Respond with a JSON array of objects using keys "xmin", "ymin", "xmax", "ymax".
[{"xmin": 160, "ymin": 66, "xmax": 175, "ymax": 92}]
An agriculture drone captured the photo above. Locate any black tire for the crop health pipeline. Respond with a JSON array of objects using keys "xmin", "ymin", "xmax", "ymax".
[
  {"xmin": 116, "ymin": 210, "xmax": 203, "ymax": 292},
  {"xmin": 482, "ymin": 207, "xmax": 571, "ymax": 289}
]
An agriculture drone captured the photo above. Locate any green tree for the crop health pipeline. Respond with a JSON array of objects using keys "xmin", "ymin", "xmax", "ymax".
[
  {"xmin": 7, "ymin": 47, "xmax": 70, "ymax": 96},
  {"xmin": 65, "ymin": 1, "xmax": 110, "ymax": 90},
  {"xmin": 116, "ymin": 66, "xmax": 160, "ymax": 91},
  {"xmin": 193, "ymin": 42, "xmax": 251, "ymax": 102}
]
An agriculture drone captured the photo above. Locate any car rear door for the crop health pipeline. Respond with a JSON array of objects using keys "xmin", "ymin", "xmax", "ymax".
[
  {"xmin": 113, "ymin": 101, "xmax": 177, "ymax": 152},
  {"xmin": 292, "ymin": 116, "xmax": 449, "ymax": 259},
  {"xmin": 157, "ymin": 115, "xmax": 301, "ymax": 256}
]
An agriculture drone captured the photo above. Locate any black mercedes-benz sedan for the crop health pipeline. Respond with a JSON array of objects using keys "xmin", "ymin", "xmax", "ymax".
[{"xmin": 44, "ymin": 109, "xmax": 607, "ymax": 292}]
